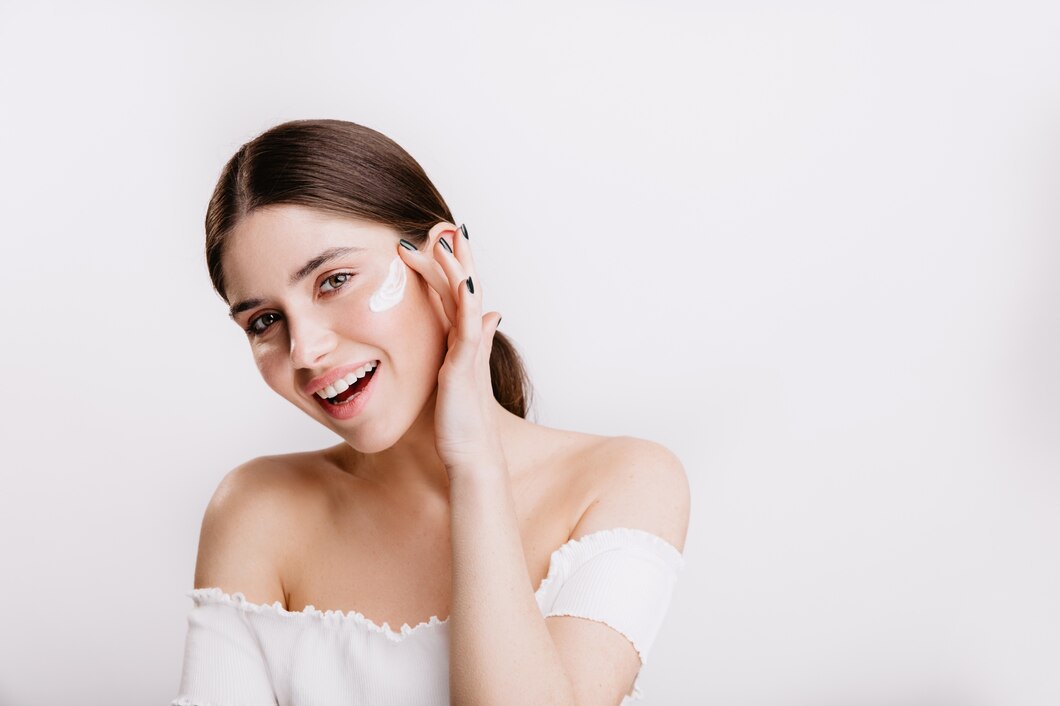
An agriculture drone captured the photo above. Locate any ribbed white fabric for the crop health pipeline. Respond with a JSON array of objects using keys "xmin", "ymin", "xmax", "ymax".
[{"xmin": 172, "ymin": 527, "xmax": 685, "ymax": 706}]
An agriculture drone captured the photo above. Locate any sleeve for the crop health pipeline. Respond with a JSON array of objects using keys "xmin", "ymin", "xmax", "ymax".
[
  {"xmin": 172, "ymin": 590, "xmax": 278, "ymax": 706},
  {"xmin": 540, "ymin": 527, "xmax": 685, "ymax": 665}
]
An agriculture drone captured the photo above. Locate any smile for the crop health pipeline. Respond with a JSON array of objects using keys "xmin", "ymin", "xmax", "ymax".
[
  {"xmin": 313, "ymin": 360, "xmax": 379, "ymax": 400},
  {"xmin": 311, "ymin": 361, "xmax": 380, "ymax": 421}
]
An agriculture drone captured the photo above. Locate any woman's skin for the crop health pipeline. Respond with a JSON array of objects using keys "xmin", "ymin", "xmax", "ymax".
[{"xmin": 209, "ymin": 203, "xmax": 690, "ymax": 705}]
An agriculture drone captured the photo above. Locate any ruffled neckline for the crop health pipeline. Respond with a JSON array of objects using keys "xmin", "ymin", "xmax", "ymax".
[{"xmin": 187, "ymin": 526, "xmax": 683, "ymax": 642}]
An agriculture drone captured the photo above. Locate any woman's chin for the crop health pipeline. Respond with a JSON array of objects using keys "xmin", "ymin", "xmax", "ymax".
[
  {"xmin": 330, "ymin": 421, "xmax": 405, "ymax": 455},
  {"xmin": 298, "ymin": 379, "xmax": 435, "ymax": 455},
  {"xmin": 341, "ymin": 435, "xmax": 395, "ymax": 455}
]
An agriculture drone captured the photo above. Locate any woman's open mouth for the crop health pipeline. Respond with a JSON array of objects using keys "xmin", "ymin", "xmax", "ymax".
[{"xmin": 312, "ymin": 362, "xmax": 379, "ymax": 420}]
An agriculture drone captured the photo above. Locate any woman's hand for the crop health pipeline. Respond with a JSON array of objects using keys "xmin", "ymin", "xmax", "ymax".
[{"xmin": 395, "ymin": 222, "xmax": 505, "ymax": 480}]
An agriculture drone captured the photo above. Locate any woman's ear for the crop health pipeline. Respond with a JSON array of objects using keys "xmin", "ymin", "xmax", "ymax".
[
  {"xmin": 417, "ymin": 222, "xmax": 461, "ymax": 333},
  {"xmin": 426, "ymin": 221, "xmax": 460, "ymax": 250}
]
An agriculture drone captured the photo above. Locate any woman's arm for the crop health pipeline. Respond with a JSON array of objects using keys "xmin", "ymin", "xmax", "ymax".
[
  {"xmin": 397, "ymin": 226, "xmax": 580, "ymax": 705},
  {"xmin": 398, "ymin": 226, "xmax": 689, "ymax": 705},
  {"xmin": 448, "ymin": 438, "xmax": 690, "ymax": 706},
  {"xmin": 448, "ymin": 468, "xmax": 580, "ymax": 706},
  {"xmin": 193, "ymin": 458, "xmax": 291, "ymax": 604},
  {"xmin": 175, "ymin": 459, "xmax": 295, "ymax": 706}
]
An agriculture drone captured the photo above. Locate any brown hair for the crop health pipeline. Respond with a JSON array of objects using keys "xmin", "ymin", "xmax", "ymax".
[{"xmin": 203, "ymin": 118, "xmax": 533, "ymax": 418}]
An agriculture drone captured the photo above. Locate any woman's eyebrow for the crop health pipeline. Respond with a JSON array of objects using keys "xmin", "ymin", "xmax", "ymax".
[
  {"xmin": 288, "ymin": 245, "xmax": 367, "ymax": 285},
  {"xmin": 228, "ymin": 245, "xmax": 367, "ymax": 319}
]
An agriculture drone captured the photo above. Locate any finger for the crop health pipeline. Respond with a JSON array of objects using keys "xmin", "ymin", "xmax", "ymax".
[
  {"xmin": 451, "ymin": 222, "xmax": 478, "ymax": 296},
  {"xmin": 483, "ymin": 311, "xmax": 502, "ymax": 348},
  {"xmin": 426, "ymin": 222, "xmax": 465, "ymax": 291},
  {"xmin": 478, "ymin": 310, "xmax": 503, "ymax": 388},
  {"xmin": 433, "ymin": 232, "xmax": 482, "ymax": 363},
  {"xmin": 396, "ymin": 237, "xmax": 457, "ymax": 325},
  {"xmin": 482, "ymin": 310, "xmax": 501, "ymax": 359},
  {"xmin": 425, "ymin": 222, "xmax": 476, "ymax": 316}
]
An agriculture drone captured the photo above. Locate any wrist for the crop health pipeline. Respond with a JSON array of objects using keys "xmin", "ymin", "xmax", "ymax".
[{"xmin": 446, "ymin": 458, "xmax": 509, "ymax": 485}]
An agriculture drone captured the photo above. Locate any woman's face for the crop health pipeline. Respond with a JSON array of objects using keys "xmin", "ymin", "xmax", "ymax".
[{"xmin": 222, "ymin": 204, "xmax": 449, "ymax": 452}]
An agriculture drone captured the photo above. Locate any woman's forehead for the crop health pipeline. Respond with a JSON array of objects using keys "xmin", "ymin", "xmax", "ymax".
[
  {"xmin": 229, "ymin": 205, "xmax": 397, "ymax": 253},
  {"xmin": 223, "ymin": 205, "xmax": 397, "ymax": 298}
]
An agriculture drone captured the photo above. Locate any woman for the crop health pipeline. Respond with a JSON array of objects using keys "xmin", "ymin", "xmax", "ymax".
[{"xmin": 173, "ymin": 119, "xmax": 690, "ymax": 706}]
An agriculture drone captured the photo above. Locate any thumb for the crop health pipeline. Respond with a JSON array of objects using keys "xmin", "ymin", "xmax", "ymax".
[{"xmin": 483, "ymin": 311, "xmax": 502, "ymax": 351}]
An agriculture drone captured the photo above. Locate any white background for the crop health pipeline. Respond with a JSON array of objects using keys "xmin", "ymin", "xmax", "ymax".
[{"xmin": 1, "ymin": 2, "xmax": 1058, "ymax": 705}]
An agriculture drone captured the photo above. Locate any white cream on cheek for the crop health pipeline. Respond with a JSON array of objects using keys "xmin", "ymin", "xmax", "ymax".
[{"xmin": 368, "ymin": 256, "xmax": 408, "ymax": 312}]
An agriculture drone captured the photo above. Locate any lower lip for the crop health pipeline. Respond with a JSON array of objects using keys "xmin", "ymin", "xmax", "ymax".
[{"xmin": 312, "ymin": 365, "xmax": 379, "ymax": 420}]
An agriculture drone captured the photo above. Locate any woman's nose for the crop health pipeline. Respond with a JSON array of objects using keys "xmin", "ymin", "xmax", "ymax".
[{"xmin": 288, "ymin": 316, "xmax": 337, "ymax": 368}]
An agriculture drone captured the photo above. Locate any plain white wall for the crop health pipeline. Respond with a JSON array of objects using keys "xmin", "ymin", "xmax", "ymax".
[{"xmin": 1, "ymin": 2, "xmax": 1058, "ymax": 705}]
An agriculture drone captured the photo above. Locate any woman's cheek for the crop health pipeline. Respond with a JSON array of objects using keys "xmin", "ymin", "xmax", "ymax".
[
  {"xmin": 347, "ymin": 256, "xmax": 412, "ymax": 338},
  {"xmin": 368, "ymin": 256, "xmax": 407, "ymax": 313},
  {"xmin": 253, "ymin": 345, "xmax": 289, "ymax": 395}
]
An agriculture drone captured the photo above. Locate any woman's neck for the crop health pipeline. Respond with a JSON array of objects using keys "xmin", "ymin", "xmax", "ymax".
[{"xmin": 334, "ymin": 393, "xmax": 529, "ymax": 505}]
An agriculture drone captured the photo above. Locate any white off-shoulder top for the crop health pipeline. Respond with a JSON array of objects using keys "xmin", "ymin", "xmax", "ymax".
[{"xmin": 172, "ymin": 527, "xmax": 685, "ymax": 706}]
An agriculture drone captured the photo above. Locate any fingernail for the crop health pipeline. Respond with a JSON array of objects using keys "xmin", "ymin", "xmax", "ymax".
[
  {"xmin": 399, "ymin": 239, "xmax": 417, "ymax": 251},
  {"xmin": 460, "ymin": 224, "xmax": 469, "ymax": 240},
  {"xmin": 497, "ymin": 315, "xmax": 502, "ymax": 327},
  {"xmin": 466, "ymin": 276, "xmax": 474, "ymax": 294},
  {"xmin": 439, "ymin": 237, "xmax": 453, "ymax": 254}
]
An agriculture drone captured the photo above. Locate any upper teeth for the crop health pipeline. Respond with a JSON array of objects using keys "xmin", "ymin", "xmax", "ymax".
[{"xmin": 315, "ymin": 361, "xmax": 378, "ymax": 399}]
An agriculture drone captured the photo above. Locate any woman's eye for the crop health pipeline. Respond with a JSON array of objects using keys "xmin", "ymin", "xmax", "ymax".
[
  {"xmin": 244, "ymin": 273, "xmax": 355, "ymax": 338},
  {"xmin": 321, "ymin": 272, "xmax": 353, "ymax": 294},
  {"xmin": 246, "ymin": 312, "xmax": 280, "ymax": 336}
]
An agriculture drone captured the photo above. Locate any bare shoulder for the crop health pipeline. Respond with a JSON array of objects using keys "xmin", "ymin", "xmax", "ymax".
[
  {"xmin": 570, "ymin": 435, "xmax": 691, "ymax": 553},
  {"xmin": 193, "ymin": 453, "xmax": 324, "ymax": 605}
]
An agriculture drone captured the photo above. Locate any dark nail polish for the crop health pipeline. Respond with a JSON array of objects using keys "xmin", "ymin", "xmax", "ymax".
[
  {"xmin": 399, "ymin": 239, "xmax": 417, "ymax": 251},
  {"xmin": 460, "ymin": 224, "xmax": 469, "ymax": 240},
  {"xmin": 466, "ymin": 276, "xmax": 475, "ymax": 294},
  {"xmin": 440, "ymin": 237, "xmax": 453, "ymax": 254},
  {"xmin": 497, "ymin": 315, "xmax": 502, "ymax": 327}
]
